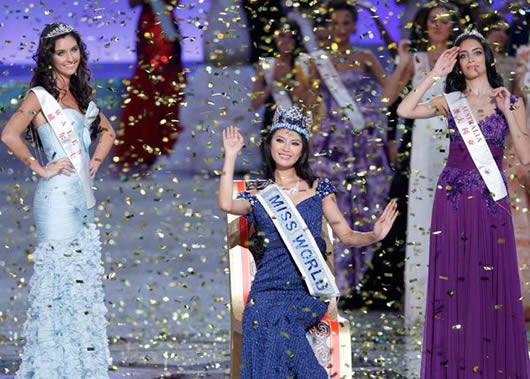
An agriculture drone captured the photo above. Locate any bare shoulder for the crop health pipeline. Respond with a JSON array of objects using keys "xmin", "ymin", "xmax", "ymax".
[
  {"xmin": 21, "ymin": 91, "xmax": 42, "ymax": 113},
  {"xmin": 17, "ymin": 91, "xmax": 43, "ymax": 125},
  {"xmin": 98, "ymin": 110, "xmax": 111, "ymax": 124}
]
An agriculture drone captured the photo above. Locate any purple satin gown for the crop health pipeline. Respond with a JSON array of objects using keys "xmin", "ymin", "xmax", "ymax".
[{"xmin": 421, "ymin": 97, "xmax": 530, "ymax": 378}]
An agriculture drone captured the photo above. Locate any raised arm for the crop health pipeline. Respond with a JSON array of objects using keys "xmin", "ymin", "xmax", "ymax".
[
  {"xmin": 322, "ymin": 194, "xmax": 398, "ymax": 248},
  {"xmin": 397, "ymin": 47, "xmax": 459, "ymax": 119},
  {"xmin": 295, "ymin": 59, "xmax": 320, "ymax": 115},
  {"xmin": 382, "ymin": 40, "xmax": 414, "ymax": 106},
  {"xmin": 217, "ymin": 126, "xmax": 252, "ymax": 215},
  {"xmin": 89, "ymin": 112, "xmax": 116, "ymax": 178}
]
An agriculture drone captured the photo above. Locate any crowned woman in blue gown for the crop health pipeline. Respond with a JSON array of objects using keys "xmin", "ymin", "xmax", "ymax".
[
  {"xmin": 217, "ymin": 106, "xmax": 398, "ymax": 377},
  {"xmin": 1, "ymin": 23, "xmax": 116, "ymax": 378}
]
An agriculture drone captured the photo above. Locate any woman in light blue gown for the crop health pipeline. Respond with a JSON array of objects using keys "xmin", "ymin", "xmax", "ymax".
[{"xmin": 1, "ymin": 23, "xmax": 115, "ymax": 378}]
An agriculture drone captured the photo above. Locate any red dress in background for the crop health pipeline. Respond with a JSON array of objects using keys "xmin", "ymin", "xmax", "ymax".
[{"xmin": 114, "ymin": 1, "xmax": 184, "ymax": 168}]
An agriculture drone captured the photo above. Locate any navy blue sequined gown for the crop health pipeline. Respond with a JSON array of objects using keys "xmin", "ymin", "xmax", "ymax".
[{"xmin": 237, "ymin": 178, "xmax": 336, "ymax": 378}]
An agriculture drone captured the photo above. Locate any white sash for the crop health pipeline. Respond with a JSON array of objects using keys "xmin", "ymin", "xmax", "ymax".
[
  {"xmin": 150, "ymin": 0, "xmax": 177, "ymax": 41},
  {"xmin": 255, "ymin": 184, "xmax": 340, "ymax": 299},
  {"xmin": 30, "ymin": 86, "xmax": 96, "ymax": 209},
  {"xmin": 287, "ymin": 10, "xmax": 318, "ymax": 52},
  {"xmin": 444, "ymin": 91, "xmax": 507, "ymax": 201},
  {"xmin": 299, "ymin": 50, "xmax": 365, "ymax": 130},
  {"xmin": 260, "ymin": 57, "xmax": 293, "ymax": 110}
]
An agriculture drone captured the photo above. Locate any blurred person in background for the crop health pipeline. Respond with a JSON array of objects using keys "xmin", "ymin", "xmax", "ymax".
[
  {"xmin": 251, "ymin": 19, "xmax": 307, "ymax": 158},
  {"xmin": 382, "ymin": 2, "xmax": 461, "ymax": 323},
  {"xmin": 242, "ymin": 0, "xmax": 284, "ymax": 63},
  {"xmin": 113, "ymin": 0, "xmax": 185, "ymax": 173},
  {"xmin": 301, "ymin": 0, "xmax": 396, "ymax": 303},
  {"xmin": 354, "ymin": 5, "xmax": 433, "ymax": 311}
]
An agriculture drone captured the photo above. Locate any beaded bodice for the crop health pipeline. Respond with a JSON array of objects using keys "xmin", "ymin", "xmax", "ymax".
[{"xmin": 438, "ymin": 96, "xmax": 517, "ymax": 211}]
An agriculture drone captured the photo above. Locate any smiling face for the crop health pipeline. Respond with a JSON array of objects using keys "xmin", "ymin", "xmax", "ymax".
[
  {"xmin": 457, "ymin": 38, "xmax": 487, "ymax": 80},
  {"xmin": 426, "ymin": 7, "xmax": 454, "ymax": 45},
  {"xmin": 269, "ymin": 128, "xmax": 304, "ymax": 169},
  {"xmin": 331, "ymin": 9, "xmax": 356, "ymax": 45},
  {"xmin": 52, "ymin": 35, "xmax": 80, "ymax": 78}
]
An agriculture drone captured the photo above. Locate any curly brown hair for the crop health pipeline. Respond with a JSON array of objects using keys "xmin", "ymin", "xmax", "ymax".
[{"xmin": 28, "ymin": 23, "xmax": 100, "ymax": 144}]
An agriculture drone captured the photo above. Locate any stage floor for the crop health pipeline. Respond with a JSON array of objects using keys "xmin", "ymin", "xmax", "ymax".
[
  {"xmin": 0, "ymin": 69, "xmax": 528, "ymax": 379},
  {"xmin": 0, "ymin": 166, "xmax": 418, "ymax": 378}
]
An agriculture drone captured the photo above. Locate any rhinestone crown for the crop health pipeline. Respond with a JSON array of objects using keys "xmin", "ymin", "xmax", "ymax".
[
  {"xmin": 270, "ymin": 106, "xmax": 312, "ymax": 140},
  {"xmin": 43, "ymin": 23, "xmax": 74, "ymax": 39}
]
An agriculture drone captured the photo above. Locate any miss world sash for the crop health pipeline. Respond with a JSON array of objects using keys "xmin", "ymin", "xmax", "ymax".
[
  {"xmin": 255, "ymin": 184, "xmax": 340, "ymax": 299},
  {"xmin": 444, "ymin": 91, "xmax": 507, "ymax": 201},
  {"xmin": 298, "ymin": 50, "xmax": 366, "ymax": 131},
  {"xmin": 30, "ymin": 86, "xmax": 96, "ymax": 209},
  {"xmin": 260, "ymin": 57, "xmax": 293, "ymax": 110}
]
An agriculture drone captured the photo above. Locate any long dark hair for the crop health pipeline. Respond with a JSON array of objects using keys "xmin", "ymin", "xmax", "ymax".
[
  {"xmin": 270, "ymin": 18, "xmax": 305, "ymax": 66},
  {"xmin": 410, "ymin": 2, "xmax": 461, "ymax": 52},
  {"xmin": 28, "ymin": 23, "xmax": 100, "ymax": 144},
  {"xmin": 445, "ymin": 32, "xmax": 504, "ymax": 93},
  {"xmin": 262, "ymin": 129, "xmax": 317, "ymax": 188},
  {"xmin": 261, "ymin": 19, "xmax": 306, "ymax": 145}
]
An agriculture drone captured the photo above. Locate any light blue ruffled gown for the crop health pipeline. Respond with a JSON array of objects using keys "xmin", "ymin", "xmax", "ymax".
[{"xmin": 16, "ymin": 105, "xmax": 110, "ymax": 379}]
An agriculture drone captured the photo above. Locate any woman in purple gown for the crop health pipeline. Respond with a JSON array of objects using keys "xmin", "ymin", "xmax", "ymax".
[
  {"xmin": 303, "ymin": 1, "xmax": 393, "ymax": 296},
  {"xmin": 398, "ymin": 31, "xmax": 530, "ymax": 378}
]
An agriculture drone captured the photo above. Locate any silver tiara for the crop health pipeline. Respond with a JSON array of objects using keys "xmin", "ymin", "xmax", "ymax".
[
  {"xmin": 43, "ymin": 23, "xmax": 74, "ymax": 39},
  {"xmin": 270, "ymin": 106, "xmax": 312, "ymax": 140},
  {"xmin": 465, "ymin": 29, "xmax": 485, "ymax": 40}
]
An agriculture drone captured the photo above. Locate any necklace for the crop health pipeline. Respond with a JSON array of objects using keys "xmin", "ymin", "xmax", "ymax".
[{"xmin": 281, "ymin": 178, "xmax": 300, "ymax": 195}]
